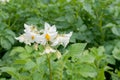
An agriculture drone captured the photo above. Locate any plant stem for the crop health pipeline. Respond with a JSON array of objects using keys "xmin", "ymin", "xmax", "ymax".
[
  {"xmin": 60, "ymin": 61, "xmax": 63, "ymax": 80},
  {"xmin": 47, "ymin": 54, "xmax": 52, "ymax": 80},
  {"xmin": 99, "ymin": 12, "xmax": 105, "ymax": 43}
]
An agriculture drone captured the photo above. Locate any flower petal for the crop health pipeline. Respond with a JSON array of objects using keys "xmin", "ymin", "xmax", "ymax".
[
  {"xmin": 45, "ymin": 22, "xmax": 50, "ymax": 31},
  {"xmin": 51, "ymin": 32, "xmax": 72, "ymax": 47}
]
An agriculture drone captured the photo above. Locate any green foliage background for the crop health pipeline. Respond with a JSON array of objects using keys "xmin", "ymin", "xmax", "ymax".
[{"xmin": 0, "ymin": 0, "xmax": 120, "ymax": 80}]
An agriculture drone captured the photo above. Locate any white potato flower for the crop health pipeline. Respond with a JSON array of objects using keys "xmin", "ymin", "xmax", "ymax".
[
  {"xmin": 16, "ymin": 32, "xmax": 38, "ymax": 45},
  {"xmin": 15, "ymin": 34, "xmax": 25, "ymax": 43},
  {"xmin": 24, "ymin": 32, "xmax": 37, "ymax": 43},
  {"xmin": 15, "ymin": 33, "xmax": 31, "ymax": 45},
  {"xmin": 51, "ymin": 32, "xmax": 72, "ymax": 47},
  {"xmin": 16, "ymin": 24, "xmax": 42, "ymax": 45},
  {"xmin": 40, "ymin": 22, "xmax": 58, "ymax": 45},
  {"xmin": 24, "ymin": 24, "xmax": 39, "ymax": 34}
]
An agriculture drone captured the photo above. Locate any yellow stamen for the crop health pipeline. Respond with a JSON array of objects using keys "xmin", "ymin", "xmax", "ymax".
[
  {"xmin": 31, "ymin": 35, "xmax": 35, "ymax": 40},
  {"xmin": 45, "ymin": 34, "xmax": 50, "ymax": 41}
]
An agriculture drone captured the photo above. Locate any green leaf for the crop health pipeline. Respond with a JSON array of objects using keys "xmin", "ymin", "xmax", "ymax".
[
  {"xmin": 68, "ymin": 43, "xmax": 87, "ymax": 55},
  {"xmin": 111, "ymin": 73, "xmax": 120, "ymax": 80},
  {"xmin": 79, "ymin": 64, "xmax": 97, "ymax": 78},
  {"xmin": 56, "ymin": 23, "xmax": 70, "ymax": 29},
  {"xmin": 5, "ymin": 35, "xmax": 15, "ymax": 45},
  {"xmin": 63, "ymin": 43, "xmax": 87, "ymax": 61},
  {"xmin": 90, "ymin": 46, "xmax": 105, "ymax": 57},
  {"xmin": 65, "ymin": 13, "xmax": 74, "ymax": 23},
  {"xmin": 104, "ymin": 43, "xmax": 114, "ymax": 55},
  {"xmin": 67, "ymin": 63, "xmax": 97, "ymax": 78},
  {"xmin": 5, "ymin": 29, "xmax": 15, "ymax": 37},
  {"xmin": 0, "ymin": 67, "xmax": 20, "ymax": 80},
  {"xmin": 75, "ymin": 16, "xmax": 83, "ymax": 28},
  {"xmin": 106, "ymin": 55, "xmax": 116, "ymax": 65},
  {"xmin": 112, "ymin": 27, "xmax": 120, "ymax": 36},
  {"xmin": 26, "ymin": 17, "xmax": 40, "ymax": 25},
  {"xmin": 0, "ymin": 23, "xmax": 6, "ymax": 30},
  {"xmin": 25, "ymin": 45, "xmax": 33, "ymax": 53},
  {"xmin": 78, "ymin": 50, "xmax": 95, "ymax": 63},
  {"xmin": 83, "ymin": 3, "xmax": 96, "ymax": 18},
  {"xmin": 38, "ymin": 45, "xmax": 44, "ymax": 53},
  {"xmin": 55, "ymin": 16, "xmax": 65, "ymax": 21},
  {"xmin": 0, "ymin": 37, "xmax": 11, "ymax": 50},
  {"xmin": 112, "ymin": 47, "xmax": 120, "ymax": 60},
  {"xmin": 0, "ymin": 59, "xmax": 4, "ymax": 67},
  {"xmin": 98, "ymin": 46, "xmax": 105, "ymax": 56},
  {"xmin": 0, "ymin": 12, "xmax": 9, "ymax": 19},
  {"xmin": 24, "ymin": 60, "xmax": 36, "ymax": 70},
  {"xmin": 14, "ymin": 59, "xmax": 27, "ymax": 64},
  {"xmin": 70, "ymin": 33, "xmax": 78, "ymax": 43},
  {"xmin": 103, "ymin": 23, "xmax": 115, "ymax": 29},
  {"xmin": 0, "ymin": 78, "xmax": 6, "ymax": 80},
  {"xmin": 19, "ymin": 52, "xmax": 31, "ymax": 59},
  {"xmin": 10, "ymin": 47, "xmax": 25, "ymax": 56},
  {"xmin": 72, "ymin": 75, "xmax": 87, "ymax": 80},
  {"xmin": 32, "ymin": 72, "xmax": 44, "ymax": 80},
  {"xmin": 79, "ymin": 25, "xmax": 87, "ymax": 32},
  {"xmin": 36, "ymin": 56, "xmax": 46, "ymax": 65}
]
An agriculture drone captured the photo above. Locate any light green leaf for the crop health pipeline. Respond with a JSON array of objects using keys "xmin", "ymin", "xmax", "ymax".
[
  {"xmin": 36, "ymin": 56, "xmax": 46, "ymax": 65},
  {"xmin": 67, "ymin": 63, "xmax": 97, "ymax": 78},
  {"xmin": 32, "ymin": 72, "xmax": 44, "ymax": 80},
  {"xmin": 78, "ymin": 50, "xmax": 95, "ymax": 63},
  {"xmin": 19, "ymin": 53, "xmax": 30, "ymax": 59},
  {"xmin": 10, "ymin": 47, "xmax": 25, "ymax": 56},
  {"xmin": 112, "ymin": 47, "xmax": 120, "ymax": 60},
  {"xmin": 38, "ymin": 45, "xmax": 44, "ymax": 52},
  {"xmin": 0, "ymin": 78, "xmax": 6, "ymax": 80},
  {"xmin": 14, "ymin": 59, "xmax": 27, "ymax": 64},
  {"xmin": 79, "ymin": 64, "xmax": 97, "ymax": 78},
  {"xmin": 98, "ymin": 46, "xmax": 105, "ymax": 56},
  {"xmin": 68, "ymin": 43, "xmax": 87, "ymax": 55},
  {"xmin": 24, "ymin": 60, "xmax": 36, "ymax": 70},
  {"xmin": 25, "ymin": 45, "xmax": 33, "ymax": 53}
]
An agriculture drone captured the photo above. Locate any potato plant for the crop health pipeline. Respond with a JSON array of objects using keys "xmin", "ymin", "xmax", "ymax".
[{"xmin": 0, "ymin": 0, "xmax": 120, "ymax": 80}]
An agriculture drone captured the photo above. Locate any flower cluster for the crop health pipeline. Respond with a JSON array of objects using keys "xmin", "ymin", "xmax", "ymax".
[
  {"xmin": 0, "ymin": 0, "xmax": 9, "ymax": 3},
  {"xmin": 16, "ymin": 22, "xmax": 72, "ymax": 55}
]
